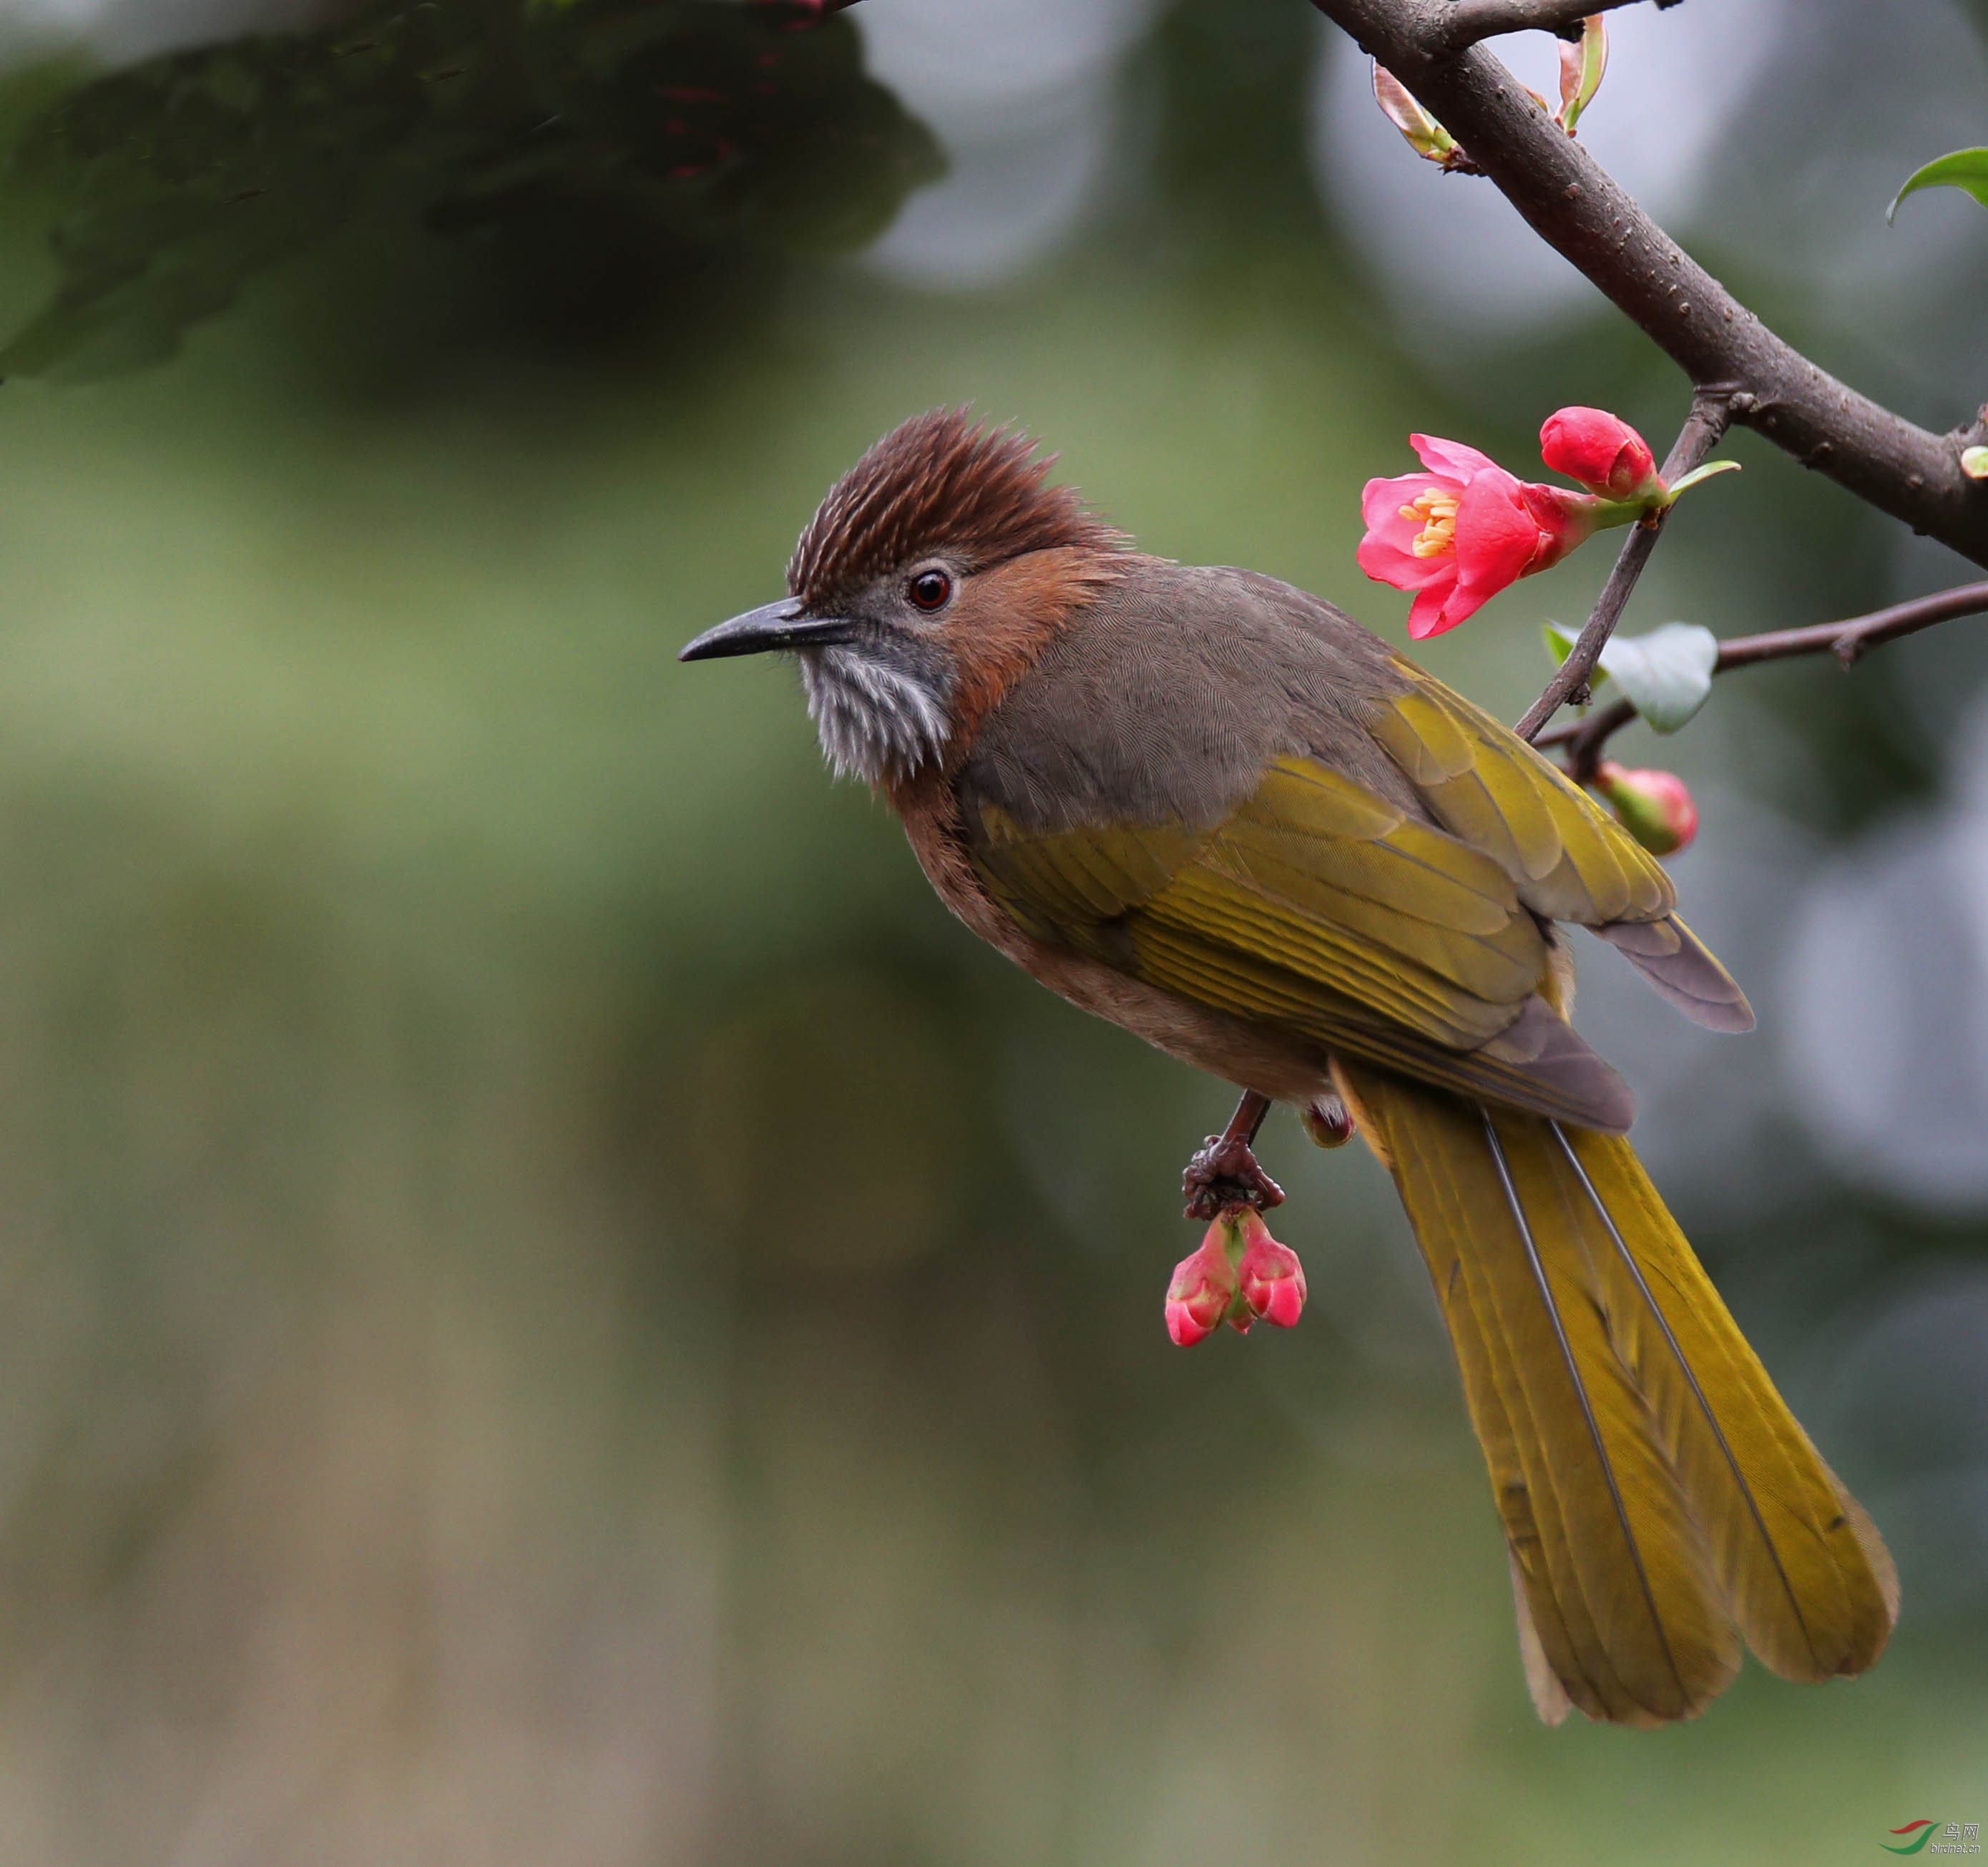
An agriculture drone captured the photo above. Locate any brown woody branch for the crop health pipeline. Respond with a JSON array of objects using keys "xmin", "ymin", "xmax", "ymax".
[
  {"xmin": 1434, "ymin": 0, "xmax": 1673, "ymax": 54},
  {"xmin": 1535, "ymin": 580, "xmax": 1988, "ymax": 780},
  {"xmin": 1306, "ymin": 0, "xmax": 1988, "ymax": 568},
  {"xmin": 1513, "ymin": 389, "xmax": 1729, "ymax": 740}
]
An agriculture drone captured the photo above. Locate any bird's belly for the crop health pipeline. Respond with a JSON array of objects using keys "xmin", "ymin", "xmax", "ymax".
[{"xmin": 1014, "ymin": 941, "xmax": 1341, "ymax": 1103}]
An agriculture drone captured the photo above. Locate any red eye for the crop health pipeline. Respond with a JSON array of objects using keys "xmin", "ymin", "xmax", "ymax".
[{"xmin": 909, "ymin": 569, "xmax": 952, "ymax": 611}]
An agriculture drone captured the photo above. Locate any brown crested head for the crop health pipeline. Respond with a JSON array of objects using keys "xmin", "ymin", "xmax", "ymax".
[
  {"xmin": 669, "ymin": 408, "xmax": 1128, "ymax": 793},
  {"xmin": 679, "ymin": 410, "xmax": 1132, "ymax": 793},
  {"xmin": 788, "ymin": 406, "xmax": 1125, "ymax": 612}
]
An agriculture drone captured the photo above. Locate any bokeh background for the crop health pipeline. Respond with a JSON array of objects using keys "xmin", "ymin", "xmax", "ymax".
[{"xmin": 0, "ymin": 0, "xmax": 1979, "ymax": 1861}]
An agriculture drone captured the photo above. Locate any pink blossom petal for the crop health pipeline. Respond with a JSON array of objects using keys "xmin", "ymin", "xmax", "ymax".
[
  {"xmin": 1406, "ymin": 582, "xmax": 1481, "ymax": 638},
  {"xmin": 1361, "ymin": 469, "xmax": 1454, "ymax": 534},
  {"xmin": 1410, "ymin": 433, "xmax": 1501, "ymax": 481},
  {"xmin": 1356, "ymin": 530, "xmax": 1454, "ymax": 592},
  {"xmin": 1451, "ymin": 471, "xmax": 1544, "ymax": 598}
]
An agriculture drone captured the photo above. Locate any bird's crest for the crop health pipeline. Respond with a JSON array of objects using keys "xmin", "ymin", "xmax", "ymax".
[{"xmin": 788, "ymin": 408, "xmax": 1126, "ymax": 609}]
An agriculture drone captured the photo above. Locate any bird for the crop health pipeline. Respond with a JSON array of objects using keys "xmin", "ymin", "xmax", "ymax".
[{"xmin": 679, "ymin": 407, "xmax": 1896, "ymax": 1727}]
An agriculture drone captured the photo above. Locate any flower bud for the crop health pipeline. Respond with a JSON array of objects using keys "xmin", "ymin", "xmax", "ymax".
[
  {"xmin": 1539, "ymin": 407, "xmax": 1664, "ymax": 502},
  {"xmin": 1554, "ymin": 16, "xmax": 1608, "ymax": 135},
  {"xmin": 1165, "ymin": 1227, "xmax": 1238, "ymax": 1347},
  {"xmin": 1164, "ymin": 1207, "xmax": 1309, "ymax": 1343},
  {"xmin": 1593, "ymin": 761, "xmax": 1698, "ymax": 856},
  {"xmin": 1235, "ymin": 1210, "xmax": 1307, "ymax": 1330}
]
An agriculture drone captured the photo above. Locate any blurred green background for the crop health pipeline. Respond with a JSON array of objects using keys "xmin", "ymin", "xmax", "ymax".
[{"xmin": 0, "ymin": 0, "xmax": 1981, "ymax": 1861}]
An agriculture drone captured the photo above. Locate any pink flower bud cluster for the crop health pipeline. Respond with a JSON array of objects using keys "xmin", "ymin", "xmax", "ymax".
[{"xmin": 1164, "ymin": 1206, "xmax": 1308, "ymax": 1347}]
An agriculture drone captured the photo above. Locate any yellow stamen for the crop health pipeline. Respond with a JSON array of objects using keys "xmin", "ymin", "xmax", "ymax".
[{"xmin": 1399, "ymin": 486, "xmax": 1460, "ymax": 558}]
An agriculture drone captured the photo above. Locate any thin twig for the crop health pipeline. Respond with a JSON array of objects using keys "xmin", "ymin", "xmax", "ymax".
[
  {"xmin": 1306, "ymin": 0, "xmax": 1988, "ymax": 567},
  {"xmin": 1713, "ymin": 580, "xmax": 1988, "ymax": 670},
  {"xmin": 1223, "ymin": 1089, "xmax": 1273, "ymax": 1149},
  {"xmin": 1513, "ymin": 389, "xmax": 1730, "ymax": 741},
  {"xmin": 1534, "ymin": 579, "xmax": 1988, "ymax": 778},
  {"xmin": 1434, "ymin": 0, "xmax": 1670, "ymax": 55},
  {"xmin": 1540, "ymin": 695, "xmax": 1636, "ymax": 782}
]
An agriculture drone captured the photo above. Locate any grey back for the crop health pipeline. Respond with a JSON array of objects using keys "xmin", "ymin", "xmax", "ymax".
[{"xmin": 961, "ymin": 562, "xmax": 1418, "ymax": 834}]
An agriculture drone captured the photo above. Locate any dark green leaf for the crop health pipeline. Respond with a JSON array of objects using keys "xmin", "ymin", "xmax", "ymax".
[{"xmin": 0, "ymin": 0, "xmax": 941, "ymax": 381}]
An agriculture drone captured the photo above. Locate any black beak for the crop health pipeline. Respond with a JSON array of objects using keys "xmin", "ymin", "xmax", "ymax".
[{"xmin": 678, "ymin": 599, "xmax": 860, "ymax": 662}]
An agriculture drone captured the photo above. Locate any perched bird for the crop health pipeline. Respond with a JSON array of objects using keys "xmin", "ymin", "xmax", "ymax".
[{"xmin": 680, "ymin": 408, "xmax": 1896, "ymax": 1726}]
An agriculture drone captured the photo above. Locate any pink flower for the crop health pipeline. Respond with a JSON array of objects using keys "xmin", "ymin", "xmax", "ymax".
[
  {"xmin": 1235, "ymin": 1210, "xmax": 1306, "ymax": 1329},
  {"xmin": 1358, "ymin": 436, "xmax": 1601, "ymax": 640},
  {"xmin": 1593, "ymin": 761, "xmax": 1698, "ymax": 856},
  {"xmin": 1165, "ymin": 1228, "xmax": 1239, "ymax": 1347},
  {"xmin": 1164, "ymin": 1207, "xmax": 1309, "ymax": 1344},
  {"xmin": 1539, "ymin": 407, "xmax": 1663, "ymax": 501}
]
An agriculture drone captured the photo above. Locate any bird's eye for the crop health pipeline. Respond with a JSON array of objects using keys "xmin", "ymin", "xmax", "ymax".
[{"xmin": 908, "ymin": 569, "xmax": 952, "ymax": 612}]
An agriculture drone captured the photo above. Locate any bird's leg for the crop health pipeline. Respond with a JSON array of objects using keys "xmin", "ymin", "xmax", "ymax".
[{"xmin": 1182, "ymin": 1089, "xmax": 1284, "ymax": 1220}]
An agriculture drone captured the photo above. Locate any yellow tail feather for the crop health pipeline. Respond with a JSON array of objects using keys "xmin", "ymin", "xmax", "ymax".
[{"xmin": 1337, "ymin": 1062, "xmax": 1896, "ymax": 1726}]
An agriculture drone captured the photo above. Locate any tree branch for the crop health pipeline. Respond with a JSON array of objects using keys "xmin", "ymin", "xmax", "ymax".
[
  {"xmin": 1711, "ymin": 579, "xmax": 1988, "ymax": 671},
  {"xmin": 1308, "ymin": 0, "xmax": 1988, "ymax": 567},
  {"xmin": 1513, "ymin": 389, "xmax": 1730, "ymax": 740},
  {"xmin": 1534, "ymin": 579, "xmax": 1988, "ymax": 778},
  {"xmin": 1434, "ymin": 0, "xmax": 1668, "ymax": 54}
]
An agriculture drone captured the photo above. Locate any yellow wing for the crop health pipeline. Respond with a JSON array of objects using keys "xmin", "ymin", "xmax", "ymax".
[
  {"xmin": 1366, "ymin": 664, "xmax": 1673, "ymax": 925},
  {"xmin": 1367, "ymin": 668, "xmax": 1752, "ymax": 1030},
  {"xmin": 971, "ymin": 755, "xmax": 1627, "ymax": 1125}
]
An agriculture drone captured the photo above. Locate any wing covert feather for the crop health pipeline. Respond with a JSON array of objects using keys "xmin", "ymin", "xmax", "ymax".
[
  {"xmin": 971, "ymin": 754, "xmax": 1549, "ymax": 1042},
  {"xmin": 1367, "ymin": 667, "xmax": 1675, "ymax": 926}
]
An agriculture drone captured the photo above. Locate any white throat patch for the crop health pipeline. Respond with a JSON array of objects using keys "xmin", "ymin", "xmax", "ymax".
[{"xmin": 798, "ymin": 645, "xmax": 949, "ymax": 786}]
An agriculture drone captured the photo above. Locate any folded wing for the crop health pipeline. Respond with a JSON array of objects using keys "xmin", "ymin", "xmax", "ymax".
[
  {"xmin": 968, "ymin": 755, "xmax": 1634, "ymax": 1130},
  {"xmin": 1366, "ymin": 665, "xmax": 1753, "ymax": 1034}
]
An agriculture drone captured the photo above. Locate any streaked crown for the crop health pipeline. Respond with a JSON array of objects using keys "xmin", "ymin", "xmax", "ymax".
[{"xmin": 788, "ymin": 407, "xmax": 1125, "ymax": 608}]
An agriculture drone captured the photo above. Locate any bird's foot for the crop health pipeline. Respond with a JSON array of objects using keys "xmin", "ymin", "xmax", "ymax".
[
  {"xmin": 1182, "ymin": 1091, "xmax": 1284, "ymax": 1220},
  {"xmin": 1182, "ymin": 1134, "xmax": 1285, "ymax": 1219}
]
